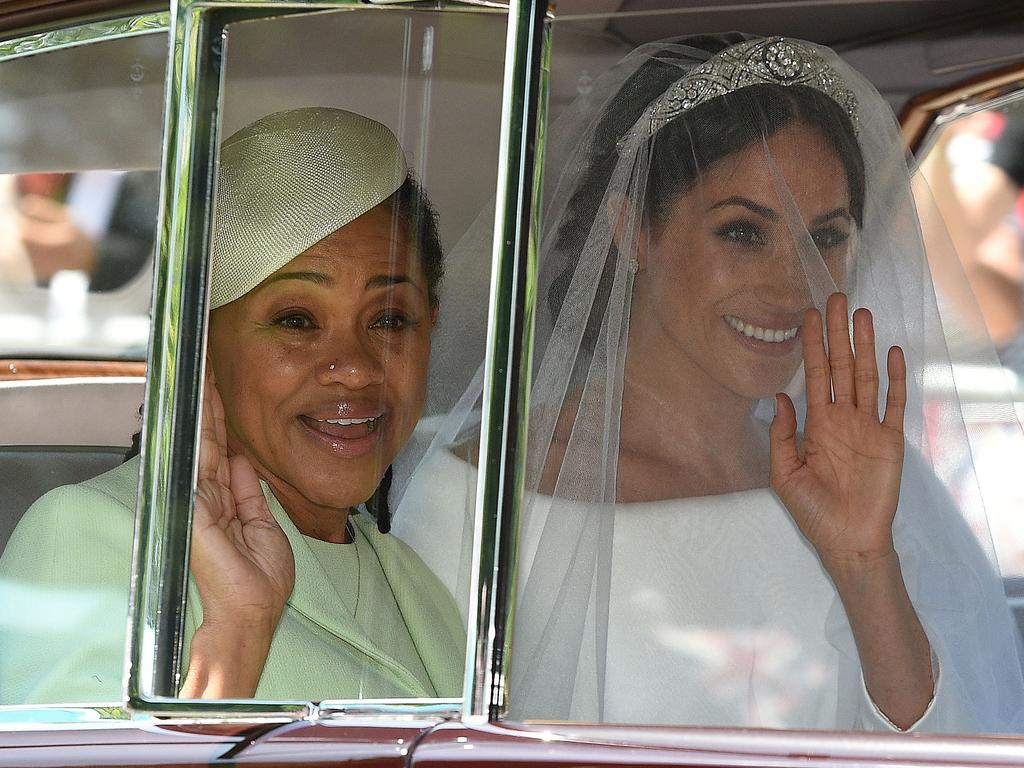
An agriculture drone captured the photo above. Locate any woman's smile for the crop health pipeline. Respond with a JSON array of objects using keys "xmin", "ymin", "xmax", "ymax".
[
  {"xmin": 297, "ymin": 413, "xmax": 385, "ymax": 458},
  {"xmin": 724, "ymin": 315, "xmax": 802, "ymax": 346},
  {"xmin": 723, "ymin": 314, "xmax": 801, "ymax": 354}
]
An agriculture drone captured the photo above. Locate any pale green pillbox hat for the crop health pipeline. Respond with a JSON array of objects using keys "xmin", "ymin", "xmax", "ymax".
[{"xmin": 209, "ymin": 107, "xmax": 409, "ymax": 309}]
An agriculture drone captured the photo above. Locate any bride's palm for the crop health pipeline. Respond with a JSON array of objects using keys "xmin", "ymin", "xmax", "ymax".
[
  {"xmin": 770, "ymin": 293, "xmax": 907, "ymax": 568},
  {"xmin": 192, "ymin": 371, "xmax": 294, "ymax": 620}
]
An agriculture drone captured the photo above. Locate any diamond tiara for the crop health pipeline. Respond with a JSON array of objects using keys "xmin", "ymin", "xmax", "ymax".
[{"xmin": 617, "ymin": 37, "xmax": 860, "ymax": 153}]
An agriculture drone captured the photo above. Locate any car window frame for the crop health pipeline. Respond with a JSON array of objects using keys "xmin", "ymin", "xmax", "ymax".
[
  {"xmin": 127, "ymin": 0, "xmax": 551, "ymax": 723},
  {"xmin": 0, "ymin": 11, "xmax": 169, "ymax": 726}
]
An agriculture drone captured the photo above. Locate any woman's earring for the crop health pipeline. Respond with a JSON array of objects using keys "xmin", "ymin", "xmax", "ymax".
[
  {"xmin": 627, "ymin": 257, "xmax": 640, "ymax": 274},
  {"xmin": 366, "ymin": 465, "xmax": 393, "ymax": 534}
]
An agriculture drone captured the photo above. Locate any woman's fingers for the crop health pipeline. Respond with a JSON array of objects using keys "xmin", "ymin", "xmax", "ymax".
[
  {"xmin": 202, "ymin": 366, "xmax": 230, "ymax": 489},
  {"xmin": 198, "ymin": 377, "xmax": 220, "ymax": 483},
  {"xmin": 826, "ymin": 292, "xmax": 856, "ymax": 405},
  {"xmin": 852, "ymin": 307, "xmax": 879, "ymax": 419},
  {"xmin": 769, "ymin": 393, "xmax": 802, "ymax": 485},
  {"xmin": 802, "ymin": 307, "xmax": 831, "ymax": 407},
  {"xmin": 883, "ymin": 345, "xmax": 907, "ymax": 434},
  {"xmin": 229, "ymin": 454, "xmax": 273, "ymax": 525}
]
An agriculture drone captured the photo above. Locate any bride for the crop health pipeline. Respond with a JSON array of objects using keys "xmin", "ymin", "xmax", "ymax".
[{"xmin": 392, "ymin": 33, "xmax": 1024, "ymax": 733}]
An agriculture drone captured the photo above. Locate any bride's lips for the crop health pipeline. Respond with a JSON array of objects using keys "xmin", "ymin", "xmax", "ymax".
[
  {"xmin": 723, "ymin": 314, "xmax": 801, "ymax": 356},
  {"xmin": 297, "ymin": 411, "xmax": 385, "ymax": 458}
]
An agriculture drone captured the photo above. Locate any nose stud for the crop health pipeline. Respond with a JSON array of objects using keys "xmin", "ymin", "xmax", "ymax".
[{"xmin": 328, "ymin": 362, "xmax": 336, "ymax": 371}]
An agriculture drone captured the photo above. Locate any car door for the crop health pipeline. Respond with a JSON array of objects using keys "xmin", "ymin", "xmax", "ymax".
[{"xmin": 0, "ymin": 0, "xmax": 525, "ymax": 762}]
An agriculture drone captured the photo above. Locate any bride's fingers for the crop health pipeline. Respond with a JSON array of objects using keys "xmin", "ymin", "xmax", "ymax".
[
  {"xmin": 882, "ymin": 345, "xmax": 907, "ymax": 434},
  {"xmin": 825, "ymin": 292, "xmax": 855, "ymax": 405},
  {"xmin": 852, "ymin": 307, "xmax": 879, "ymax": 419},
  {"xmin": 769, "ymin": 393, "xmax": 802, "ymax": 486},
  {"xmin": 802, "ymin": 307, "xmax": 831, "ymax": 407}
]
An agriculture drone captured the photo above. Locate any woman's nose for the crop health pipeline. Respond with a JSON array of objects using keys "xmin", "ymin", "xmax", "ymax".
[
  {"xmin": 766, "ymin": 238, "xmax": 832, "ymax": 309},
  {"xmin": 315, "ymin": 333, "xmax": 384, "ymax": 389}
]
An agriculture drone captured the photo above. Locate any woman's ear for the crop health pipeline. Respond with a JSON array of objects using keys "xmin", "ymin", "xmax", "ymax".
[{"xmin": 604, "ymin": 192, "xmax": 647, "ymax": 272}]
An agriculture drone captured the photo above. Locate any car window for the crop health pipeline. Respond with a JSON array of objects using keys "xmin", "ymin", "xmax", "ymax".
[
  {"xmin": 0, "ymin": 33, "xmax": 165, "ymax": 360},
  {"xmin": 489, "ymin": 7, "xmax": 1024, "ymax": 736},
  {"xmin": 918, "ymin": 95, "xmax": 1024, "ymax": 583},
  {"xmin": 128, "ymin": 5, "xmax": 508, "ymax": 709},
  {"xmin": 0, "ymin": 28, "xmax": 166, "ymax": 713}
]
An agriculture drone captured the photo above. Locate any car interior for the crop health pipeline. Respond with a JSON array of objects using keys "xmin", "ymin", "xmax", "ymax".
[{"xmin": 3, "ymin": 0, "xmax": 1024, "ymax": 707}]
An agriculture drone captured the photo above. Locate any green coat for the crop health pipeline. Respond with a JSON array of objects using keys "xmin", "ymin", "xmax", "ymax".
[{"xmin": 0, "ymin": 457, "xmax": 465, "ymax": 705}]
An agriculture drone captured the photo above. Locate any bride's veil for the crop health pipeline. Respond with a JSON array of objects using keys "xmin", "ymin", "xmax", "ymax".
[{"xmin": 391, "ymin": 33, "xmax": 1024, "ymax": 732}]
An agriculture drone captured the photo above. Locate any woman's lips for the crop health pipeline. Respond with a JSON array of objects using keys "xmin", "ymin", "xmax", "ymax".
[{"xmin": 297, "ymin": 415, "xmax": 383, "ymax": 458}]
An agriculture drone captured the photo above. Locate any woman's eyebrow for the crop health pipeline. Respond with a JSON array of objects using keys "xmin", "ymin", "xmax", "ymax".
[
  {"xmin": 366, "ymin": 274, "xmax": 423, "ymax": 291},
  {"xmin": 709, "ymin": 196, "xmax": 778, "ymax": 220},
  {"xmin": 262, "ymin": 270, "xmax": 333, "ymax": 287},
  {"xmin": 812, "ymin": 208, "xmax": 852, "ymax": 226}
]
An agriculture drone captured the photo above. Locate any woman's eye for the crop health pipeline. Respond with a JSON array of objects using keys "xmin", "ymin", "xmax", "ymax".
[
  {"xmin": 271, "ymin": 311, "xmax": 315, "ymax": 330},
  {"xmin": 811, "ymin": 227, "xmax": 850, "ymax": 250},
  {"xmin": 372, "ymin": 311, "xmax": 416, "ymax": 332},
  {"xmin": 716, "ymin": 220, "xmax": 766, "ymax": 248}
]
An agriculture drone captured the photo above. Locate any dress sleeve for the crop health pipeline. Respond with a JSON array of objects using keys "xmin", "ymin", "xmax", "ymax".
[
  {"xmin": 853, "ymin": 642, "xmax": 971, "ymax": 732},
  {"xmin": 0, "ymin": 475, "xmax": 136, "ymax": 705}
]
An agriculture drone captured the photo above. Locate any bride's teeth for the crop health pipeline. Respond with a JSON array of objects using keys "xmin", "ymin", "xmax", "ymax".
[
  {"xmin": 725, "ymin": 315, "xmax": 798, "ymax": 343},
  {"xmin": 323, "ymin": 417, "xmax": 375, "ymax": 425}
]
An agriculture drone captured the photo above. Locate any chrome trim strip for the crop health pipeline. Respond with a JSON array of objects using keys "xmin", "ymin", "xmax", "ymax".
[
  {"xmin": 0, "ymin": 12, "xmax": 169, "ymax": 63},
  {"xmin": 463, "ymin": 0, "xmax": 549, "ymax": 722},
  {"xmin": 129, "ymin": 0, "xmax": 225, "ymax": 704}
]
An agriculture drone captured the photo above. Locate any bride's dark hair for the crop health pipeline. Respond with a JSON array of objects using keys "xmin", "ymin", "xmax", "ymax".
[{"xmin": 546, "ymin": 35, "xmax": 865, "ymax": 322}]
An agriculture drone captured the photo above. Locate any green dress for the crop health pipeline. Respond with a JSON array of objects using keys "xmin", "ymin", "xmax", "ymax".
[{"xmin": 0, "ymin": 457, "xmax": 465, "ymax": 705}]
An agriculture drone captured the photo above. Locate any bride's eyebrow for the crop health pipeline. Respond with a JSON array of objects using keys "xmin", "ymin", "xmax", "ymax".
[
  {"xmin": 708, "ymin": 196, "xmax": 778, "ymax": 220},
  {"xmin": 812, "ymin": 208, "xmax": 851, "ymax": 226}
]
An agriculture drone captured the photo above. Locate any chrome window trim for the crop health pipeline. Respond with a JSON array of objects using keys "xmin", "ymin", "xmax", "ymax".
[
  {"xmin": 463, "ymin": 0, "xmax": 550, "ymax": 722},
  {"xmin": 0, "ymin": 12, "xmax": 169, "ymax": 63},
  {"xmin": 918, "ymin": 87, "xmax": 1024, "ymax": 157},
  {"xmin": 128, "ymin": 0, "xmax": 549, "ymax": 720}
]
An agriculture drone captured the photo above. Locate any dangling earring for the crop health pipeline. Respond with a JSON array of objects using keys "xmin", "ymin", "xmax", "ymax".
[{"xmin": 366, "ymin": 465, "xmax": 393, "ymax": 534}]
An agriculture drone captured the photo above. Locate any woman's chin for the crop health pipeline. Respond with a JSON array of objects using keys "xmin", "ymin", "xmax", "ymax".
[{"xmin": 728, "ymin": 365, "xmax": 801, "ymax": 402}]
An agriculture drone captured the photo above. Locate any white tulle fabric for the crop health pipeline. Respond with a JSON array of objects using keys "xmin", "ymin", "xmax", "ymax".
[{"xmin": 392, "ymin": 33, "xmax": 1024, "ymax": 733}]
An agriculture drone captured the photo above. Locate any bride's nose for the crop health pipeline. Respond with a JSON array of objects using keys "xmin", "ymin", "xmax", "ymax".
[{"xmin": 760, "ymin": 239, "xmax": 816, "ymax": 310}]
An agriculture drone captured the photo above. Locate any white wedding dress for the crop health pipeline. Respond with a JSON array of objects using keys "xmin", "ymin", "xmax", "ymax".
[{"xmin": 396, "ymin": 444, "xmax": 976, "ymax": 731}]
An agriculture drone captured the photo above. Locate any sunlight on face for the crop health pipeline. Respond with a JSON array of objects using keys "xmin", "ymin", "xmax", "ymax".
[{"xmin": 207, "ymin": 200, "xmax": 434, "ymax": 514}]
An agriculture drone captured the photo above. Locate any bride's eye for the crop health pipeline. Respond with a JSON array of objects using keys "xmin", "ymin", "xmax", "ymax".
[
  {"xmin": 811, "ymin": 226, "xmax": 850, "ymax": 250},
  {"xmin": 715, "ymin": 219, "xmax": 766, "ymax": 248}
]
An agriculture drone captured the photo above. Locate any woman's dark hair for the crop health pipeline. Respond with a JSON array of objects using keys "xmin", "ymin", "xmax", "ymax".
[
  {"xmin": 392, "ymin": 174, "xmax": 444, "ymax": 306},
  {"xmin": 547, "ymin": 34, "xmax": 865, "ymax": 320},
  {"xmin": 124, "ymin": 174, "xmax": 445, "ymax": 495}
]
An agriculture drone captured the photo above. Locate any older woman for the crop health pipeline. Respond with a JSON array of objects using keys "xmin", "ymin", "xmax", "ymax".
[{"xmin": 0, "ymin": 107, "xmax": 462, "ymax": 704}]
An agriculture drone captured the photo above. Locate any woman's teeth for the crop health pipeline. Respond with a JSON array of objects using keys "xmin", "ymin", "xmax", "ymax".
[
  {"xmin": 322, "ymin": 417, "xmax": 378, "ymax": 431},
  {"xmin": 724, "ymin": 315, "xmax": 799, "ymax": 343}
]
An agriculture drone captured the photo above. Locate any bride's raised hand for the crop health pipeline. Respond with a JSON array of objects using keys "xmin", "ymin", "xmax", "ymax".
[
  {"xmin": 181, "ymin": 367, "xmax": 295, "ymax": 698},
  {"xmin": 769, "ymin": 292, "xmax": 907, "ymax": 572}
]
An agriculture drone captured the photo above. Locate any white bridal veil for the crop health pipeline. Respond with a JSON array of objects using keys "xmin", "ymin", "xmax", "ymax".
[{"xmin": 391, "ymin": 33, "xmax": 1024, "ymax": 733}]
